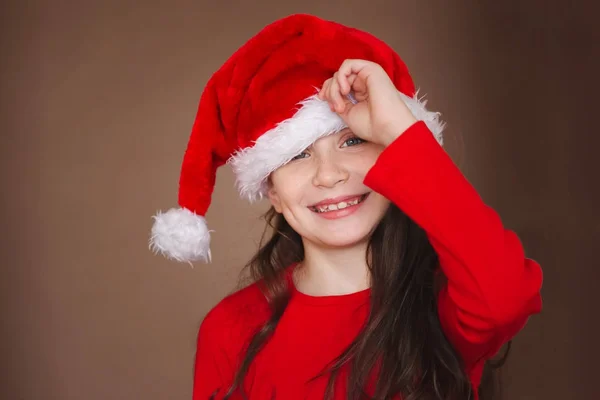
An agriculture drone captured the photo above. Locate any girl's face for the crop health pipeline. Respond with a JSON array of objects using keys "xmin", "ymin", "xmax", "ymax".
[{"xmin": 267, "ymin": 129, "xmax": 391, "ymax": 248}]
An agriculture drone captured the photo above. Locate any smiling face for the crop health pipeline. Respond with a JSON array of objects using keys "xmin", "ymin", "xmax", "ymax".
[{"xmin": 267, "ymin": 129, "xmax": 391, "ymax": 249}]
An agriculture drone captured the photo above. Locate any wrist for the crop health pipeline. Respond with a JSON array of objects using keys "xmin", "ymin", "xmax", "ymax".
[{"xmin": 379, "ymin": 116, "xmax": 417, "ymax": 147}]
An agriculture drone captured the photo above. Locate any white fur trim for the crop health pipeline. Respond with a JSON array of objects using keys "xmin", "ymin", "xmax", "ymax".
[
  {"xmin": 149, "ymin": 208, "xmax": 211, "ymax": 263},
  {"xmin": 228, "ymin": 90, "xmax": 444, "ymax": 202},
  {"xmin": 400, "ymin": 90, "xmax": 445, "ymax": 145},
  {"xmin": 228, "ymin": 94, "xmax": 346, "ymax": 202}
]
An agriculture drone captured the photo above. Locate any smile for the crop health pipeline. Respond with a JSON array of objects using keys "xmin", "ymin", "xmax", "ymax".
[{"xmin": 309, "ymin": 193, "xmax": 369, "ymax": 213}]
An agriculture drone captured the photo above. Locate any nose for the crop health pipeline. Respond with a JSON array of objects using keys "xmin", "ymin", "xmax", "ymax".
[{"xmin": 311, "ymin": 156, "xmax": 349, "ymax": 188}]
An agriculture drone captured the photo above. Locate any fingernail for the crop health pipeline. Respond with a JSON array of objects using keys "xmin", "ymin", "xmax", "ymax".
[{"xmin": 347, "ymin": 92, "xmax": 357, "ymax": 104}]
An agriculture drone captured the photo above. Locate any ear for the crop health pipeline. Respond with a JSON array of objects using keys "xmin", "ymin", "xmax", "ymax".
[{"xmin": 266, "ymin": 184, "xmax": 283, "ymax": 213}]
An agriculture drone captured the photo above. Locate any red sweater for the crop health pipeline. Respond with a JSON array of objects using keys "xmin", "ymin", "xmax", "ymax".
[{"xmin": 192, "ymin": 121, "xmax": 543, "ymax": 399}]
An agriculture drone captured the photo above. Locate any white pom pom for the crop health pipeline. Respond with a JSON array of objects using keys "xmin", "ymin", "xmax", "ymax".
[{"xmin": 149, "ymin": 208, "xmax": 212, "ymax": 263}]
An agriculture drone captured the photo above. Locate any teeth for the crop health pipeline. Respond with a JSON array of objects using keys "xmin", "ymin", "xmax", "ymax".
[{"xmin": 314, "ymin": 195, "xmax": 365, "ymax": 213}]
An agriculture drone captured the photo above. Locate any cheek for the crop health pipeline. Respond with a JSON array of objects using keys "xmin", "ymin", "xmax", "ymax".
[
  {"xmin": 348, "ymin": 151, "xmax": 381, "ymax": 177},
  {"xmin": 363, "ymin": 146, "xmax": 384, "ymax": 168},
  {"xmin": 269, "ymin": 168, "xmax": 308, "ymax": 207},
  {"xmin": 372, "ymin": 194, "xmax": 392, "ymax": 217},
  {"xmin": 344, "ymin": 144, "xmax": 384, "ymax": 173},
  {"xmin": 272, "ymin": 160, "xmax": 317, "ymax": 187}
]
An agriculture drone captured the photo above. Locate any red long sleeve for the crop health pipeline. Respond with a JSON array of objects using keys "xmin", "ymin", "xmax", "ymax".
[
  {"xmin": 364, "ymin": 121, "xmax": 543, "ymax": 367},
  {"xmin": 191, "ymin": 121, "xmax": 543, "ymax": 399}
]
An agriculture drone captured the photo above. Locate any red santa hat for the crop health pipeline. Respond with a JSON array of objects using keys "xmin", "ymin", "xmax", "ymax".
[{"xmin": 149, "ymin": 14, "xmax": 445, "ymax": 263}]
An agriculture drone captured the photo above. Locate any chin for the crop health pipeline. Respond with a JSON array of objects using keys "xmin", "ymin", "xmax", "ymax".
[
  {"xmin": 299, "ymin": 211, "xmax": 387, "ymax": 249},
  {"xmin": 314, "ymin": 229, "xmax": 374, "ymax": 248}
]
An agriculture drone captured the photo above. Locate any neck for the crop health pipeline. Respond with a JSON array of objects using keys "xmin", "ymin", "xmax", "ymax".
[{"xmin": 294, "ymin": 238, "xmax": 371, "ymax": 296}]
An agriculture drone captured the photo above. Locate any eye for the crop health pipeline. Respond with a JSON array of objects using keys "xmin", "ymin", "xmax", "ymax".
[
  {"xmin": 291, "ymin": 151, "xmax": 309, "ymax": 161},
  {"xmin": 341, "ymin": 136, "xmax": 365, "ymax": 147}
]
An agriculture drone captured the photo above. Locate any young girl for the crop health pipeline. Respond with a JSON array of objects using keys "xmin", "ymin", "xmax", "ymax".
[{"xmin": 150, "ymin": 14, "xmax": 543, "ymax": 400}]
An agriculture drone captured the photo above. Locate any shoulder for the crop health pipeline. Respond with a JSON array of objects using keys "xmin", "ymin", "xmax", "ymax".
[
  {"xmin": 193, "ymin": 282, "xmax": 270, "ymax": 393},
  {"xmin": 204, "ymin": 280, "xmax": 270, "ymax": 324},
  {"xmin": 197, "ymin": 280, "xmax": 270, "ymax": 350}
]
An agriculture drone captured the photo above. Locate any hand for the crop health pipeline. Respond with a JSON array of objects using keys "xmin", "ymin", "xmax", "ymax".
[{"xmin": 318, "ymin": 59, "xmax": 417, "ymax": 146}]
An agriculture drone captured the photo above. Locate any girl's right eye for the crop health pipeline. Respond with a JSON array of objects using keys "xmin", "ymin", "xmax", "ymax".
[{"xmin": 291, "ymin": 151, "xmax": 309, "ymax": 161}]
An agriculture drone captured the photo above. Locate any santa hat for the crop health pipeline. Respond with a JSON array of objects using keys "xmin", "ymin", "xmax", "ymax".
[{"xmin": 149, "ymin": 14, "xmax": 444, "ymax": 263}]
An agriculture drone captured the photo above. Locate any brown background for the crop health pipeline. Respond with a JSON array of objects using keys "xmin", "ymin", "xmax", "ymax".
[{"xmin": 2, "ymin": 1, "xmax": 598, "ymax": 399}]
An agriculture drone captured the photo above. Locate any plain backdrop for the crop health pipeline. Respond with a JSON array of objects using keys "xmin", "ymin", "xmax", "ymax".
[{"xmin": 1, "ymin": 1, "xmax": 598, "ymax": 399}]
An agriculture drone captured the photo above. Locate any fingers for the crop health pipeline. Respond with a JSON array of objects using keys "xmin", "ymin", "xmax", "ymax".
[
  {"xmin": 336, "ymin": 69, "xmax": 351, "ymax": 95},
  {"xmin": 318, "ymin": 78, "xmax": 330, "ymax": 100},
  {"xmin": 318, "ymin": 75, "xmax": 347, "ymax": 113},
  {"xmin": 339, "ymin": 59, "xmax": 378, "ymax": 82},
  {"xmin": 346, "ymin": 73, "xmax": 357, "ymax": 88},
  {"xmin": 329, "ymin": 73, "xmax": 346, "ymax": 112},
  {"xmin": 318, "ymin": 78, "xmax": 334, "ymax": 111},
  {"xmin": 319, "ymin": 59, "xmax": 381, "ymax": 113}
]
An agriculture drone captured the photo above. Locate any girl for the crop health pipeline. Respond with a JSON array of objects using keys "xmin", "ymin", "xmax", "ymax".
[{"xmin": 150, "ymin": 14, "xmax": 543, "ymax": 400}]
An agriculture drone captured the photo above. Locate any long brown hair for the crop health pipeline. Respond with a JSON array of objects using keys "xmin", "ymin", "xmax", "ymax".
[{"xmin": 222, "ymin": 204, "xmax": 509, "ymax": 399}]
